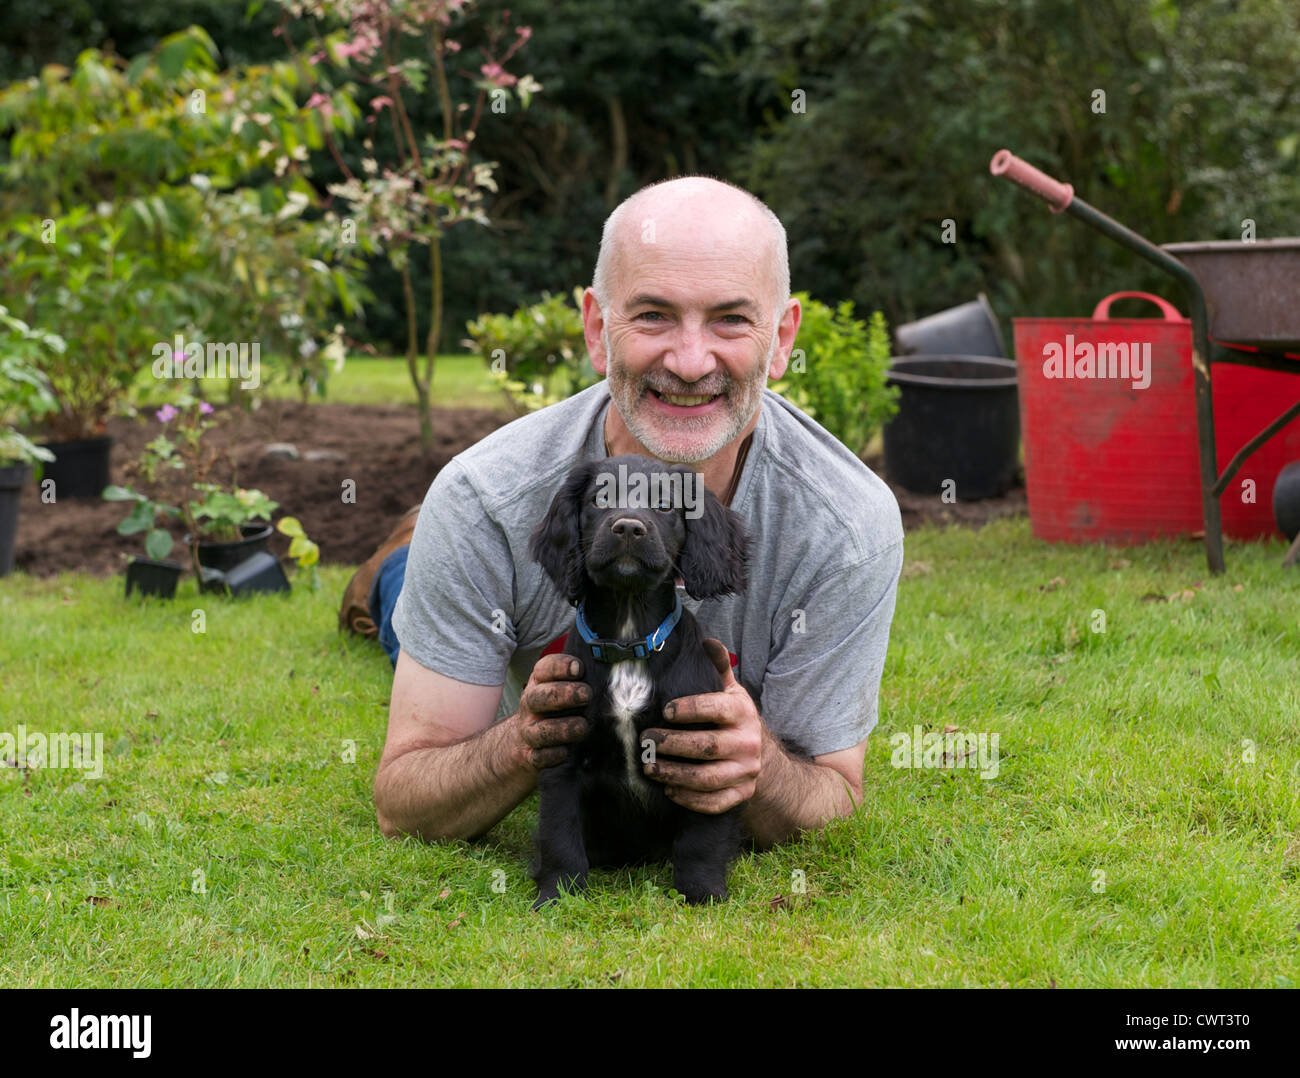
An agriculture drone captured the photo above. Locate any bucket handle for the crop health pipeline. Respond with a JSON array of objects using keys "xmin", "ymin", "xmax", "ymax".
[{"xmin": 1091, "ymin": 291, "xmax": 1185, "ymax": 321}]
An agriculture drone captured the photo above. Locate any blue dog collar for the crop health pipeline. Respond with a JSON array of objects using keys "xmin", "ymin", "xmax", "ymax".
[{"xmin": 575, "ymin": 593, "xmax": 683, "ymax": 663}]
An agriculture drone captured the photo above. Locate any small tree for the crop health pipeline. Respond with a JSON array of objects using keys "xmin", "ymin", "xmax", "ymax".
[
  {"xmin": 273, "ymin": 0, "xmax": 540, "ymax": 450},
  {"xmin": 0, "ymin": 27, "xmax": 365, "ymax": 429}
]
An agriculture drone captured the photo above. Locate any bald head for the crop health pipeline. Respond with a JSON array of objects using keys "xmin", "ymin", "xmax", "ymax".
[{"xmin": 591, "ymin": 176, "xmax": 789, "ymax": 324}]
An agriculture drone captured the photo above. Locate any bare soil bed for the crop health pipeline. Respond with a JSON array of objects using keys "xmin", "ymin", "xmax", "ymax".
[{"xmin": 11, "ymin": 402, "xmax": 1026, "ymax": 579}]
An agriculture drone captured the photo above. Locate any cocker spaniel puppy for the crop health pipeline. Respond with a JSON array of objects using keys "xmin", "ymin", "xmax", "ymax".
[{"xmin": 528, "ymin": 453, "xmax": 749, "ymax": 906}]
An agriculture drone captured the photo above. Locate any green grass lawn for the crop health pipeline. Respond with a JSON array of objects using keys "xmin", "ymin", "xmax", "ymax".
[
  {"xmin": 131, "ymin": 353, "xmax": 512, "ymax": 410},
  {"xmin": 2, "ymin": 519, "xmax": 1298, "ymax": 987}
]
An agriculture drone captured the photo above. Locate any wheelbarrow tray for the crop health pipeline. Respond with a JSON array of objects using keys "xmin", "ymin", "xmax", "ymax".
[{"xmin": 1161, "ymin": 238, "xmax": 1300, "ymax": 350}]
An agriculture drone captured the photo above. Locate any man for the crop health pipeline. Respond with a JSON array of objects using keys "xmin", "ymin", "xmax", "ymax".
[{"xmin": 355, "ymin": 175, "xmax": 904, "ymax": 851}]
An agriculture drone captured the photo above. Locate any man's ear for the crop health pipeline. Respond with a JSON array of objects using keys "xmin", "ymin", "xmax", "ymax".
[
  {"xmin": 678, "ymin": 491, "xmax": 748, "ymax": 600},
  {"xmin": 529, "ymin": 461, "xmax": 595, "ymax": 604}
]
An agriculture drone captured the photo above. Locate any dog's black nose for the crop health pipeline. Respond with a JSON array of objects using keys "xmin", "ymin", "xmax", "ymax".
[{"xmin": 611, "ymin": 517, "xmax": 647, "ymax": 539}]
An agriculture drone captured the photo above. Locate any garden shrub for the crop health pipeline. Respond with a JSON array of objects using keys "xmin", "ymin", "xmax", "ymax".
[{"xmin": 769, "ymin": 293, "xmax": 898, "ymax": 458}]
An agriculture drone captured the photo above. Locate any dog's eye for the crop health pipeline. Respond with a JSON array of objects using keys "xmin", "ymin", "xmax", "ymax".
[{"xmin": 654, "ymin": 502, "xmax": 675, "ymax": 514}]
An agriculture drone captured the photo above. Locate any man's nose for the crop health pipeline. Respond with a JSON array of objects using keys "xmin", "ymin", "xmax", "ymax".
[
  {"xmin": 664, "ymin": 323, "xmax": 719, "ymax": 384},
  {"xmin": 611, "ymin": 517, "xmax": 647, "ymax": 539}
]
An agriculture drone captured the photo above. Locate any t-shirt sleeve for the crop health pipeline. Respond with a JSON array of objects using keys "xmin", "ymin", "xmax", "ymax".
[
  {"xmin": 390, "ymin": 460, "xmax": 517, "ymax": 685},
  {"xmin": 759, "ymin": 539, "xmax": 904, "ymax": 758}
]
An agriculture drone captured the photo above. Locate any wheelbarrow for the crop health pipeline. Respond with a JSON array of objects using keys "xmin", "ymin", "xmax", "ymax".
[{"xmin": 990, "ymin": 148, "xmax": 1300, "ymax": 573}]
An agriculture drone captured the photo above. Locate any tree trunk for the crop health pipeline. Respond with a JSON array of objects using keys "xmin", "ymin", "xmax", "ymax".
[
  {"xmin": 421, "ymin": 233, "xmax": 443, "ymax": 452},
  {"xmin": 400, "ymin": 256, "xmax": 432, "ymax": 452},
  {"xmin": 417, "ymin": 380, "xmax": 432, "ymax": 453}
]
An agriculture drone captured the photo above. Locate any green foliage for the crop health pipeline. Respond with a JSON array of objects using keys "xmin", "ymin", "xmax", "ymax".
[
  {"xmin": 0, "ymin": 27, "xmax": 366, "ymax": 435},
  {"xmin": 0, "ymin": 306, "xmax": 60, "ymax": 470},
  {"xmin": 769, "ymin": 294, "xmax": 898, "ymax": 458},
  {"xmin": 1, "ymin": 206, "xmax": 191, "ymax": 440},
  {"xmin": 189, "ymin": 485, "xmax": 279, "ymax": 542},
  {"xmin": 102, "ymin": 485, "xmax": 179, "ymax": 561},
  {"xmin": 0, "ymin": 429, "xmax": 54, "ymax": 470},
  {"xmin": 463, "ymin": 287, "xmax": 597, "ymax": 413},
  {"xmin": 276, "ymin": 515, "xmax": 321, "ymax": 591},
  {"xmin": 706, "ymin": 0, "xmax": 1300, "ymax": 334},
  {"xmin": 179, "ymin": 182, "xmax": 366, "ymax": 404},
  {"xmin": 103, "ymin": 396, "xmax": 277, "ymax": 554}
]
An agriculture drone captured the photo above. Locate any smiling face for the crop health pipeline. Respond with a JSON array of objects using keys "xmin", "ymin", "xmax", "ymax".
[{"xmin": 586, "ymin": 181, "xmax": 799, "ymax": 465}]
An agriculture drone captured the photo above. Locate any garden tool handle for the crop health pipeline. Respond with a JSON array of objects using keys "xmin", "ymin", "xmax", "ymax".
[
  {"xmin": 989, "ymin": 149, "xmax": 1074, "ymax": 214},
  {"xmin": 1091, "ymin": 291, "xmax": 1186, "ymax": 321}
]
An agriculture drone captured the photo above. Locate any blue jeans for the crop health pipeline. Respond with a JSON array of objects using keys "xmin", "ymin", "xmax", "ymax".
[{"xmin": 367, "ymin": 545, "xmax": 410, "ymax": 668}]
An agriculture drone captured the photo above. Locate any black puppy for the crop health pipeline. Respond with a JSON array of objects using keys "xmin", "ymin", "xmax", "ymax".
[{"xmin": 527, "ymin": 453, "xmax": 749, "ymax": 907}]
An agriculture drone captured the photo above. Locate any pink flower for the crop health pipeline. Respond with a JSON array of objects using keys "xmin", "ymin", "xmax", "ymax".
[
  {"xmin": 481, "ymin": 63, "xmax": 517, "ymax": 89},
  {"xmin": 305, "ymin": 92, "xmax": 334, "ymax": 119},
  {"xmin": 198, "ymin": 401, "xmax": 214, "ymax": 415},
  {"xmin": 336, "ymin": 33, "xmax": 380, "ymax": 62},
  {"xmin": 156, "ymin": 404, "xmax": 178, "ymax": 423}
]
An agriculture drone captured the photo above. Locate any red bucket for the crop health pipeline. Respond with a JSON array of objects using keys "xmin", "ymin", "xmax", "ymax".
[{"xmin": 1014, "ymin": 291, "xmax": 1300, "ymax": 544}]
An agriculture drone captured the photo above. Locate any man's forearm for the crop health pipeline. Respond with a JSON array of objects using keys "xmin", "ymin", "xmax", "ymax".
[
  {"xmin": 742, "ymin": 726, "xmax": 860, "ymax": 849},
  {"xmin": 374, "ymin": 713, "xmax": 538, "ymax": 842}
]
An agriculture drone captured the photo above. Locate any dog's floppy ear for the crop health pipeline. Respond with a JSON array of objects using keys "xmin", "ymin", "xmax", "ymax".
[
  {"xmin": 678, "ymin": 486, "xmax": 748, "ymax": 600},
  {"xmin": 529, "ymin": 460, "xmax": 595, "ymax": 604}
]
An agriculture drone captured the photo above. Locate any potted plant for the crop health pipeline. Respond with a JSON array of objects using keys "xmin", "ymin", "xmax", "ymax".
[
  {"xmin": 105, "ymin": 397, "xmax": 282, "ymax": 593},
  {"xmin": 102, "ymin": 484, "xmax": 184, "ymax": 598},
  {"xmin": 185, "ymin": 484, "xmax": 280, "ymax": 577},
  {"xmin": 101, "ymin": 399, "xmax": 192, "ymax": 597},
  {"xmin": 0, "ymin": 325, "xmax": 60, "ymax": 576},
  {"xmin": 0, "ymin": 209, "xmax": 187, "ymax": 498},
  {"xmin": 0, "ymin": 428, "xmax": 54, "ymax": 577}
]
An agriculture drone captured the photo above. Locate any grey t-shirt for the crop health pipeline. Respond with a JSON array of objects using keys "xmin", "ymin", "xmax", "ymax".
[{"xmin": 391, "ymin": 379, "xmax": 904, "ymax": 758}]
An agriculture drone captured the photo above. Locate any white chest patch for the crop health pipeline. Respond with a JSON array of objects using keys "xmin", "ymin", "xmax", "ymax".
[{"xmin": 605, "ymin": 614, "xmax": 655, "ymax": 800}]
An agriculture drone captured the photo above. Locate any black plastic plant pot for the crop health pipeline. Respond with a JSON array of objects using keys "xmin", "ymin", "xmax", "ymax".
[
  {"xmin": 186, "ymin": 522, "xmax": 275, "ymax": 575},
  {"xmin": 198, "ymin": 552, "xmax": 290, "ymax": 598},
  {"xmin": 125, "ymin": 557, "xmax": 184, "ymax": 599},
  {"xmin": 1273, "ymin": 460, "xmax": 1300, "ymax": 542},
  {"xmin": 894, "ymin": 294, "xmax": 1007, "ymax": 359},
  {"xmin": 883, "ymin": 355, "xmax": 1020, "ymax": 500},
  {"xmin": 0, "ymin": 463, "xmax": 32, "ymax": 577},
  {"xmin": 36, "ymin": 435, "xmax": 113, "ymax": 500},
  {"xmin": 226, "ymin": 551, "xmax": 291, "ymax": 597}
]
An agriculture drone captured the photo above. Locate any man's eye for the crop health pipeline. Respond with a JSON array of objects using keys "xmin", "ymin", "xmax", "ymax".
[
  {"xmin": 637, "ymin": 311, "xmax": 666, "ymax": 322},
  {"xmin": 721, "ymin": 314, "xmax": 749, "ymax": 324}
]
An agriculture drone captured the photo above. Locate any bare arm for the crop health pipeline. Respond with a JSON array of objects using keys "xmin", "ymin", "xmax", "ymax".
[
  {"xmin": 373, "ymin": 648, "xmax": 591, "ymax": 842},
  {"xmin": 742, "ymin": 731, "xmax": 865, "ymax": 850}
]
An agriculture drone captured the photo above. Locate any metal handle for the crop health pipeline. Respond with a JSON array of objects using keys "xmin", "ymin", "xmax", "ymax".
[
  {"xmin": 989, "ymin": 149, "xmax": 1074, "ymax": 214},
  {"xmin": 1091, "ymin": 291, "xmax": 1185, "ymax": 321}
]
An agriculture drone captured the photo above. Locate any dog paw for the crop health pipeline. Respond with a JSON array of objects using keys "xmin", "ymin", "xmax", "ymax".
[
  {"xmin": 531, "ymin": 871, "xmax": 587, "ymax": 909},
  {"xmin": 679, "ymin": 884, "xmax": 728, "ymax": 906}
]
